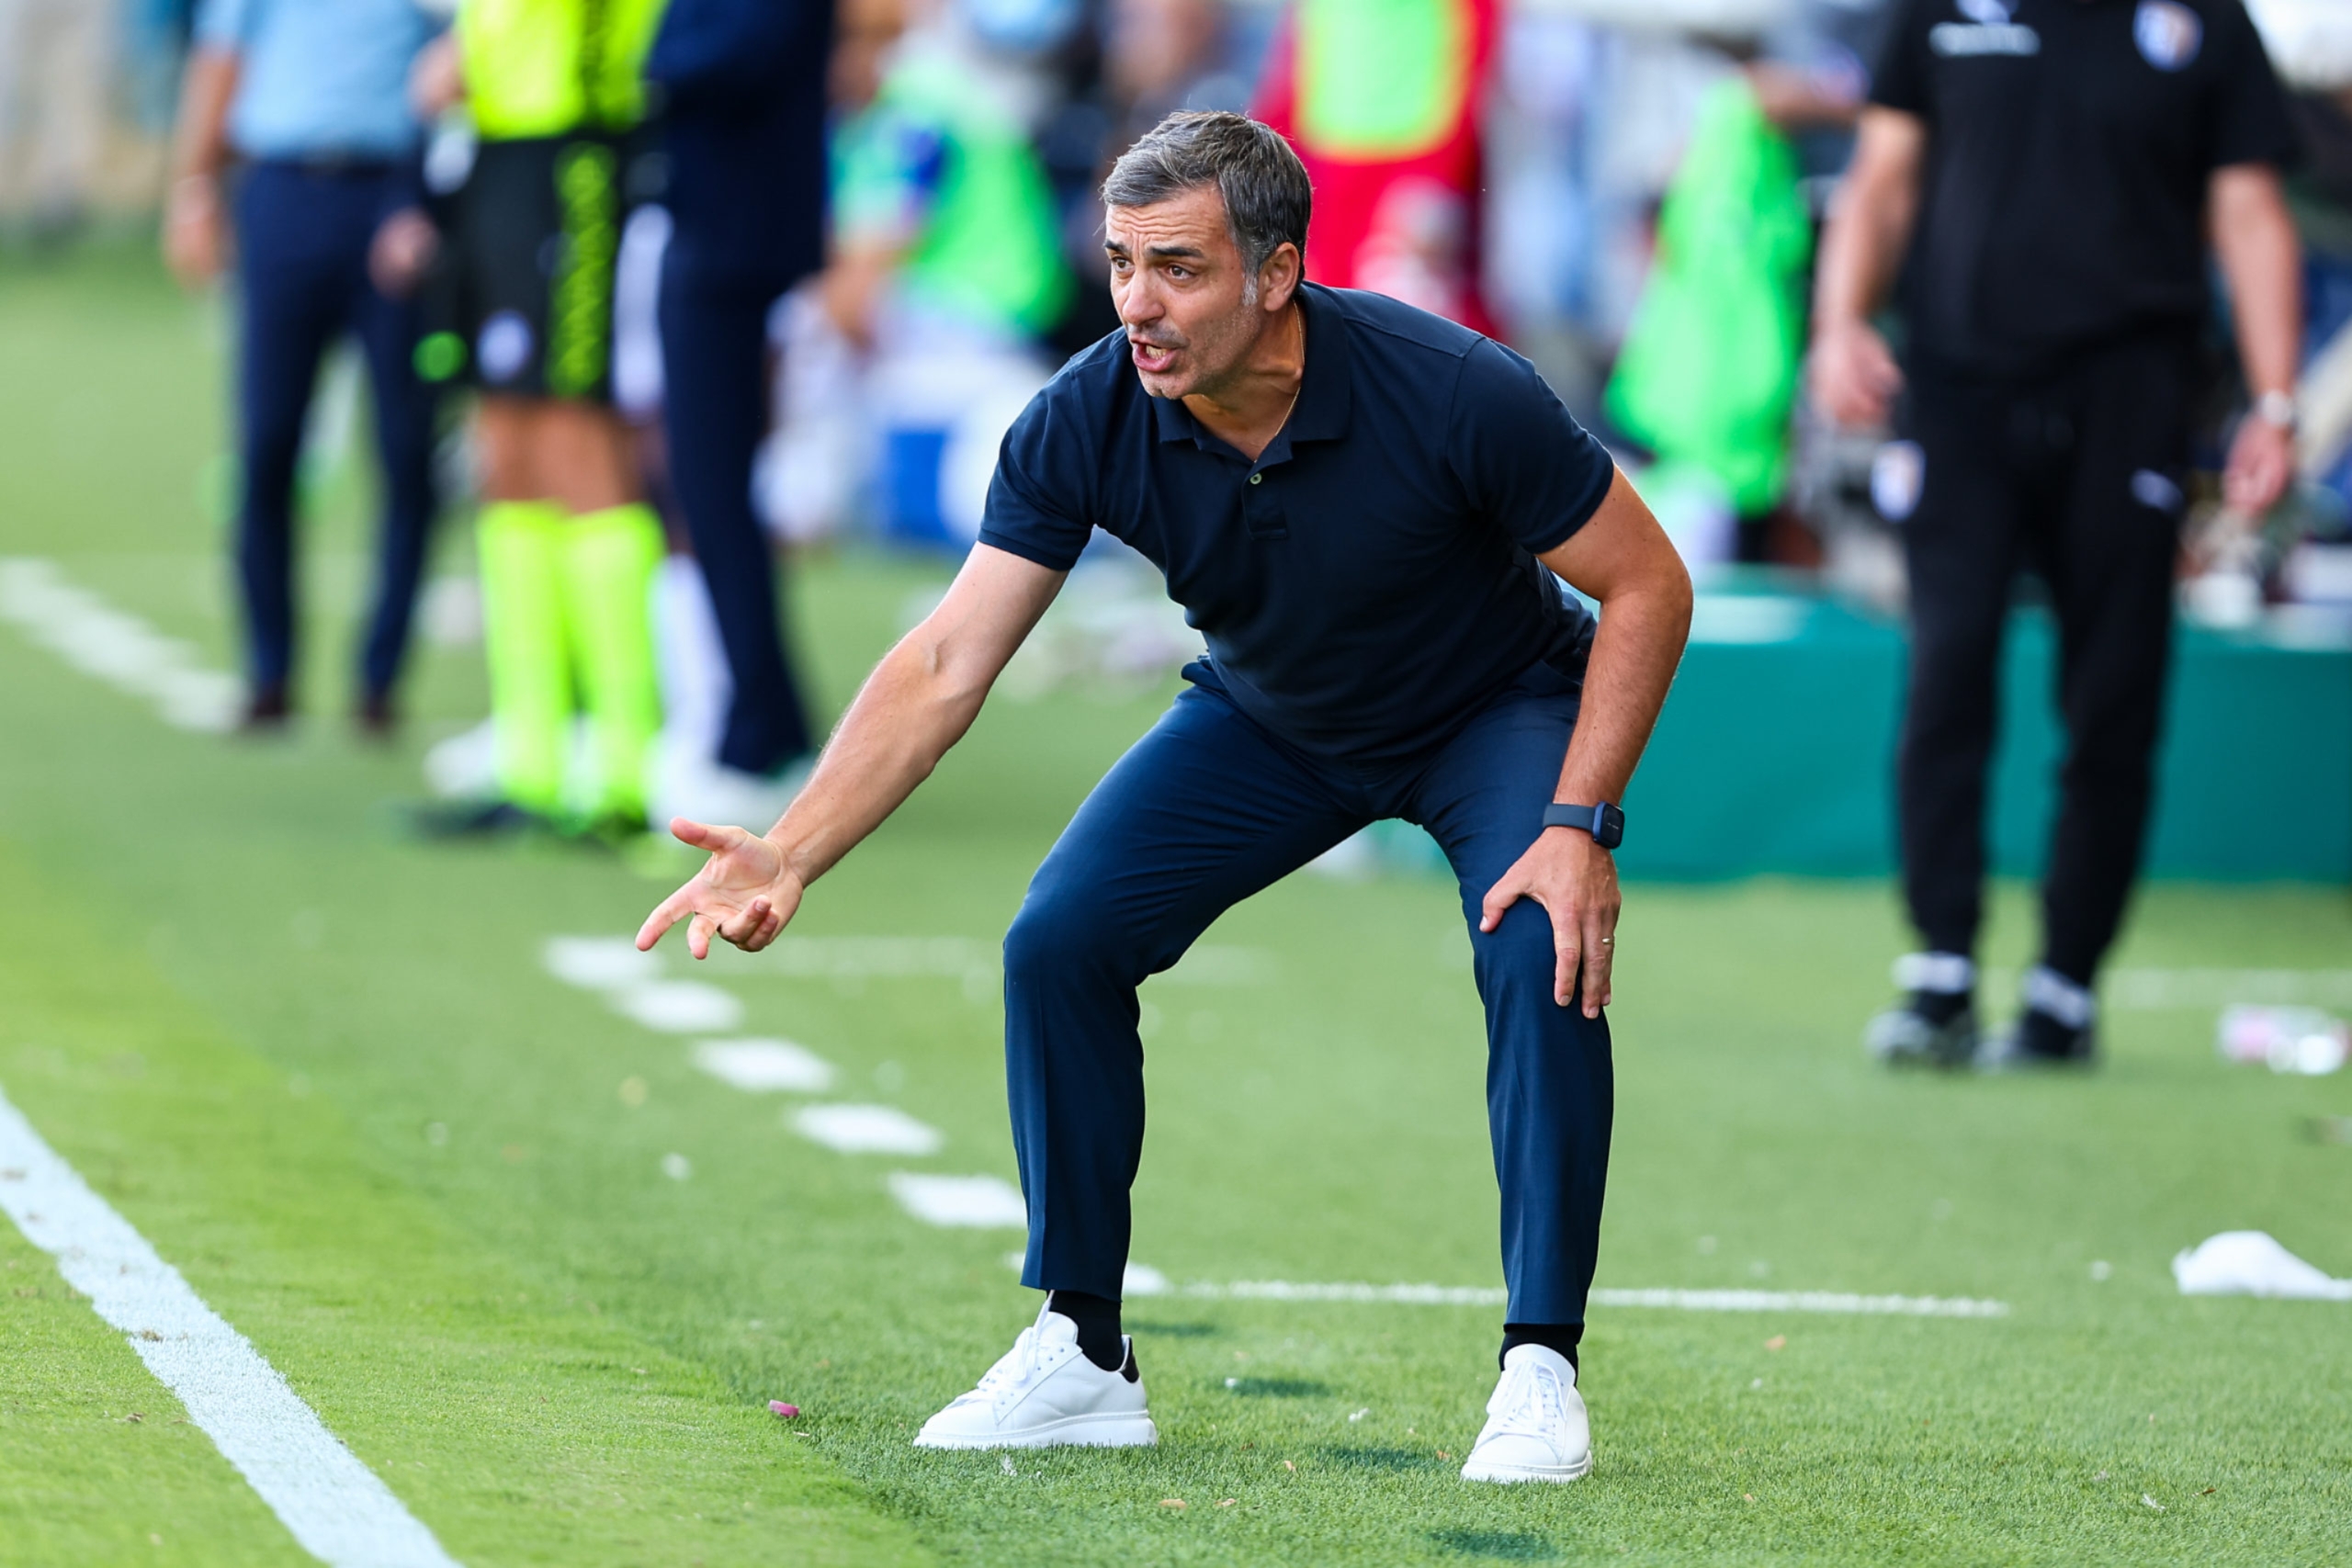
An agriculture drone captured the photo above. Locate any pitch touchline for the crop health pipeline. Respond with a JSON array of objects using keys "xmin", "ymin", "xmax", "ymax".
[
  {"xmin": 1165, "ymin": 1282, "xmax": 2007, "ymax": 1316},
  {"xmin": 0, "ymin": 557, "xmax": 242, "ymax": 732},
  {"xmin": 0, "ymin": 1086, "xmax": 461, "ymax": 1568}
]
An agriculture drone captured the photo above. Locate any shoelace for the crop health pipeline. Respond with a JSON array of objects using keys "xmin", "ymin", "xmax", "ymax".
[
  {"xmin": 956, "ymin": 1310, "xmax": 1068, "ymax": 1408},
  {"xmin": 1490, "ymin": 1363, "xmax": 1566, "ymax": 1437}
]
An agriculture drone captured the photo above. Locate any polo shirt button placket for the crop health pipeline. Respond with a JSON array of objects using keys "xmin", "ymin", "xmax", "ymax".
[{"xmin": 1249, "ymin": 473, "xmax": 1262, "ymax": 484}]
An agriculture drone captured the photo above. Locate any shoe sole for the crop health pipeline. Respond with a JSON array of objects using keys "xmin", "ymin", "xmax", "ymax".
[
  {"xmin": 1460, "ymin": 1453, "xmax": 1593, "ymax": 1484},
  {"xmin": 912, "ymin": 1412, "xmax": 1159, "ymax": 1450}
]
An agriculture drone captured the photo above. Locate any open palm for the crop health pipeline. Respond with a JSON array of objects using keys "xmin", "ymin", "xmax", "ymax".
[{"xmin": 636, "ymin": 818, "xmax": 803, "ymax": 960}]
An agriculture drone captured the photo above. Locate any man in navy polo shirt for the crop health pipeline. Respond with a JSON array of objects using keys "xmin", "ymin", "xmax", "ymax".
[{"xmin": 639, "ymin": 112, "xmax": 1692, "ymax": 1483}]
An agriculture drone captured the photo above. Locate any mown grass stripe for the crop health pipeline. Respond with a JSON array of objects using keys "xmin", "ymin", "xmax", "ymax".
[{"xmin": 0, "ymin": 1085, "xmax": 461, "ymax": 1568}]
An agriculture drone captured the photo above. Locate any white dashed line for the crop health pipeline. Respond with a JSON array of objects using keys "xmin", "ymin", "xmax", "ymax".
[
  {"xmin": 790, "ymin": 1104, "xmax": 945, "ymax": 1156},
  {"xmin": 689, "ymin": 1038, "xmax": 835, "ymax": 1093},
  {"xmin": 888, "ymin": 1172, "xmax": 1028, "ymax": 1228},
  {"xmin": 541, "ymin": 935, "xmax": 663, "ymax": 990},
  {"xmin": 0, "ymin": 558, "xmax": 241, "ymax": 732},
  {"xmin": 0, "ymin": 1086, "xmax": 461, "ymax": 1568},
  {"xmin": 607, "ymin": 981, "xmax": 744, "ymax": 1033}
]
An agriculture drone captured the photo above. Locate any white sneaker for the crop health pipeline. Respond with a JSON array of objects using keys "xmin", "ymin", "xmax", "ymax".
[
  {"xmin": 913, "ymin": 1305, "xmax": 1158, "ymax": 1450},
  {"xmin": 1460, "ymin": 1345, "xmax": 1592, "ymax": 1483}
]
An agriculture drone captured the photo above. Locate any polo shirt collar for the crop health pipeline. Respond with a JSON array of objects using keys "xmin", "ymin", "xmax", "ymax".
[{"xmin": 1148, "ymin": 283, "xmax": 1354, "ymax": 463}]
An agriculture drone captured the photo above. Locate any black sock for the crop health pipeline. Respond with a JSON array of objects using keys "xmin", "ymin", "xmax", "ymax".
[
  {"xmin": 1500, "ymin": 1322, "xmax": 1581, "ymax": 1373},
  {"xmin": 1911, "ymin": 987, "xmax": 1971, "ymax": 1028},
  {"xmin": 1046, "ymin": 1290, "xmax": 1125, "ymax": 1372}
]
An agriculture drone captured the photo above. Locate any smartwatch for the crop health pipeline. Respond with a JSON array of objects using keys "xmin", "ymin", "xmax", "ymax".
[{"xmin": 1543, "ymin": 801, "xmax": 1624, "ymax": 850}]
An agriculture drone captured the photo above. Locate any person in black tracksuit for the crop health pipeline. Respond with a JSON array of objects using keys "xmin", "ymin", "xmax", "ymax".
[
  {"xmin": 1810, "ymin": 0, "xmax": 2303, "ymax": 1067},
  {"xmin": 643, "ymin": 0, "xmax": 834, "ymax": 787}
]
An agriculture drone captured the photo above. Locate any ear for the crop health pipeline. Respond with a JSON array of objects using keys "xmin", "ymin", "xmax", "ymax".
[{"xmin": 1257, "ymin": 242, "xmax": 1303, "ymax": 313}]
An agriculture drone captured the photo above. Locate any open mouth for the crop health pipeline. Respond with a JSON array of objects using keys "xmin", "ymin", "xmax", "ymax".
[{"xmin": 1128, "ymin": 339, "xmax": 1180, "ymax": 376}]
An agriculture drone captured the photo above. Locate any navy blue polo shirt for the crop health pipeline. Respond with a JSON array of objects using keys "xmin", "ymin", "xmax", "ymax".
[{"xmin": 979, "ymin": 283, "xmax": 1615, "ymax": 763}]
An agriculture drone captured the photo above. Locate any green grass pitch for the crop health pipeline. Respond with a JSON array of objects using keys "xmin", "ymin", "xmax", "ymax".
[{"xmin": 2, "ymin": 248, "xmax": 2349, "ymax": 1566}]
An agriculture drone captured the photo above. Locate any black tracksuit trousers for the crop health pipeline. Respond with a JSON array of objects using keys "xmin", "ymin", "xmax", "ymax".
[{"xmin": 1895, "ymin": 333, "xmax": 2195, "ymax": 987}]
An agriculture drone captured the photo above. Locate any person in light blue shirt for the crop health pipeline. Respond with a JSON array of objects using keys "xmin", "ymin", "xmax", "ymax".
[{"xmin": 164, "ymin": 0, "xmax": 445, "ymax": 733}]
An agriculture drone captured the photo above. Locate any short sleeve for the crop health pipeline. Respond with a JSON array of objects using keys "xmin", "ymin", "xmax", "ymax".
[
  {"xmin": 2205, "ymin": 1, "xmax": 2301, "ymax": 171},
  {"xmin": 977, "ymin": 381, "xmax": 1097, "ymax": 572},
  {"xmin": 1867, "ymin": 0, "xmax": 1932, "ymax": 117},
  {"xmin": 1447, "ymin": 338, "xmax": 1615, "ymax": 558},
  {"xmin": 194, "ymin": 0, "xmax": 256, "ymax": 50}
]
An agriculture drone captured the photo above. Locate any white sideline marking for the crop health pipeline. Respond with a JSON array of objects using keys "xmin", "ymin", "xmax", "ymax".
[
  {"xmin": 542, "ymin": 936, "xmax": 663, "ymax": 990},
  {"xmin": 888, "ymin": 1172, "xmax": 1027, "ymax": 1228},
  {"xmin": 1589, "ymin": 1288, "xmax": 2010, "ymax": 1318},
  {"xmin": 1020, "ymin": 1278, "xmax": 2008, "ymax": 1316},
  {"xmin": 691, "ymin": 1038, "xmax": 834, "ymax": 1093},
  {"xmin": 791, "ymin": 1104, "xmax": 944, "ymax": 1156},
  {"xmin": 0, "ymin": 1086, "xmax": 460, "ymax": 1568},
  {"xmin": 999, "ymin": 1253, "xmax": 1174, "ymax": 1297},
  {"xmin": 0, "ymin": 558, "xmax": 241, "ymax": 732},
  {"xmin": 2106, "ymin": 968, "xmax": 2352, "ymax": 1011},
  {"xmin": 608, "ymin": 981, "xmax": 743, "ymax": 1033},
  {"xmin": 719, "ymin": 936, "xmax": 1272, "ymax": 987}
]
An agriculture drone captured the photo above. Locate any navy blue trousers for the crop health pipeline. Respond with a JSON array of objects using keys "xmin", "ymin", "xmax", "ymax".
[
  {"xmin": 232, "ymin": 162, "xmax": 438, "ymax": 700},
  {"xmin": 658, "ymin": 246, "xmax": 814, "ymax": 774},
  {"xmin": 1007, "ymin": 661, "xmax": 1613, "ymax": 1325}
]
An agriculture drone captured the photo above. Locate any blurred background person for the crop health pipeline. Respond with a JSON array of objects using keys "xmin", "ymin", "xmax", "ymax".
[
  {"xmin": 1817, "ymin": 0, "xmax": 2304, "ymax": 1071},
  {"xmin": 0, "ymin": 0, "xmax": 108, "ymax": 245},
  {"xmin": 1603, "ymin": 43, "xmax": 1861, "ymax": 569},
  {"xmin": 407, "ymin": 0, "xmax": 667, "ymax": 838},
  {"xmin": 808, "ymin": 0, "xmax": 1070, "ymax": 549},
  {"xmin": 643, "ymin": 0, "xmax": 835, "ymax": 828},
  {"xmin": 1253, "ymin": 0, "xmax": 1498, "ymax": 332},
  {"xmin": 163, "ymin": 0, "xmax": 444, "ymax": 733}
]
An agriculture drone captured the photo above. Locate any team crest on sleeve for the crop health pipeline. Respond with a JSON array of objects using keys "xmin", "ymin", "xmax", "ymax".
[{"xmin": 2133, "ymin": 0, "xmax": 2202, "ymax": 71}]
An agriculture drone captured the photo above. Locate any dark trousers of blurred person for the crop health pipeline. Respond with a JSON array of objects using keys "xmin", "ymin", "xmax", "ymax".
[
  {"xmin": 645, "ymin": 0, "xmax": 832, "ymax": 791},
  {"xmin": 1895, "ymin": 333, "xmax": 2196, "ymax": 1031},
  {"xmin": 232, "ymin": 160, "xmax": 437, "ymax": 729},
  {"xmin": 657, "ymin": 245, "xmax": 814, "ymax": 776}
]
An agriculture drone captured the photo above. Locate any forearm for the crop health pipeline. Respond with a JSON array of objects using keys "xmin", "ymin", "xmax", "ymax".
[
  {"xmin": 1815, "ymin": 179, "xmax": 1910, "ymax": 331},
  {"xmin": 170, "ymin": 49, "xmax": 240, "ymax": 183},
  {"xmin": 760, "ymin": 633, "xmax": 991, "ymax": 886},
  {"xmin": 2211, "ymin": 169, "xmax": 2303, "ymax": 399},
  {"xmin": 1553, "ymin": 576, "xmax": 1692, "ymax": 808}
]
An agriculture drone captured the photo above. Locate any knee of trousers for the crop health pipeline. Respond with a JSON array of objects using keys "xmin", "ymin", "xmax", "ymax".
[
  {"xmin": 1469, "ymin": 903, "xmax": 1586, "ymax": 1013},
  {"xmin": 1002, "ymin": 889, "xmax": 1150, "ymax": 1000}
]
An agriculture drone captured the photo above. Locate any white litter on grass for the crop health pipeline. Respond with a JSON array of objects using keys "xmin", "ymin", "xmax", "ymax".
[
  {"xmin": 2172, "ymin": 1232, "xmax": 2352, "ymax": 1301},
  {"xmin": 608, "ymin": 982, "xmax": 743, "ymax": 1034},
  {"xmin": 791, "ymin": 1104, "xmax": 944, "ymax": 1156},
  {"xmin": 542, "ymin": 935, "xmax": 664, "ymax": 991},
  {"xmin": 690, "ymin": 1038, "xmax": 834, "ymax": 1093},
  {"xmin": 888, "ymin": 1172, "xmax": 1028, "ymax": 1229},
  {"xmin": 0, "ymin": 558, "xmax": 241, "ymax": 733},
  {"xmin": 0, "ymin": 1086, "xmax": 460, "ymax": 1568}
]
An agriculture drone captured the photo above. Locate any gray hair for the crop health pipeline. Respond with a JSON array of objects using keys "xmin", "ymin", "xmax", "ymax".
[{"xmin": 1102, "ymin": 111, "xmax": 1311, "ymax": 292}]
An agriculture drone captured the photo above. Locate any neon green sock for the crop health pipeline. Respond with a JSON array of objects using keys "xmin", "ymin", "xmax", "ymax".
[
  {"xmin": 476, "ymin": 500, "xmax": 571, "ymax": 817},
  {"xmin": 556, "ymin": 503, "xmax": 663, "ymax": 824}
]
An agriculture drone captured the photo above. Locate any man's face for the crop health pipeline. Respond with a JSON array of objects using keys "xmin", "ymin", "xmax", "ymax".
[{"xmin": 1105, "ymin": 186, "xmax": 1278, "ymax": 401}]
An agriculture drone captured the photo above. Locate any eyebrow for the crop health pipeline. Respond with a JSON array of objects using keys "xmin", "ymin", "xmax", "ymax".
[{"xmin": 1104, "ymin": 240, "xmax": 1209, "ymax": 260}]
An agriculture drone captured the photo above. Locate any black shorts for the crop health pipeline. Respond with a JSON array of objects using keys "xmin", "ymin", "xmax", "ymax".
[{"xmin": 417, "ymin": 134, "xmax": 648, "ymax": 401}]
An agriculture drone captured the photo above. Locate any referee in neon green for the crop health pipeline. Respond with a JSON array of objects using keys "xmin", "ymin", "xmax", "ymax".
[{"xmin": 407, "ymin": 0, "xmax": 669, "ymax": 836}]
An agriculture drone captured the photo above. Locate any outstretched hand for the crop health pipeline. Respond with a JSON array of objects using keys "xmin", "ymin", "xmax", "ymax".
[
  {"xmin": 637, "ymin": 818, "xmax": 803, "ymax": 960},
  {"xmin": 1480, "ymin": 828, "xmax": 1621, "ymax": 1018}
]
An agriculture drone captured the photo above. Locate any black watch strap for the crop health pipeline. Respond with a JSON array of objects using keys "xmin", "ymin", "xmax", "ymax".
[{"xmin": 1543, "ymin": 801, "xmax": 1625, "ymax": 850}]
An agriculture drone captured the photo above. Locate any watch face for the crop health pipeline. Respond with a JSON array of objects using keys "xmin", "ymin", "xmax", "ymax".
[{"xmin": 1599, "ymin": 805, "xmax": 1626, "ymax": 850}]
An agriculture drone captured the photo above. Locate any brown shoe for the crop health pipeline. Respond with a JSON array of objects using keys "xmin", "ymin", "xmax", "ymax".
[
  {"xmin": 356, "ymin": 689, "xmax": 398, "ymax": 739},
  {"xmin": 240, "ymin": 683, "xmax": 291, "ymax": 733}
]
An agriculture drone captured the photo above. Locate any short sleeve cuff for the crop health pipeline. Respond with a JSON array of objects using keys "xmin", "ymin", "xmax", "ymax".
[
  {"xmin": 1517, "ymin": 439, "xmax": 1616, "ymax": 557},
  {"xmin": 976, "ymin": 527, "xmax": 1084, "ymax": 572}
]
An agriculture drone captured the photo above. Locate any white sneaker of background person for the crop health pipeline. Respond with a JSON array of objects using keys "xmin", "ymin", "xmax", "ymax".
[
  {"xmin": 914, "ymin": 1303, "xmax": 1157, "ymax": 1450},
  {"xmin": 1459, "ymin": 1344, "xmax": 1592, "ymax": 1483}
]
